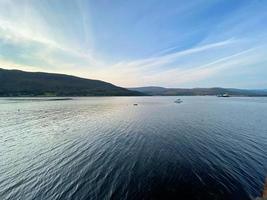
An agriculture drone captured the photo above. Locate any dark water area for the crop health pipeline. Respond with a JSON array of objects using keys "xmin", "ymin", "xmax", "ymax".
[{"xmin": 1, "ymin": 97, "xmax": 267, "ymax": 200}]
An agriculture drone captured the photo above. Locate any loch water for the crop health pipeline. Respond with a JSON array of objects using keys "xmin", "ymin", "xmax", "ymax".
[{"xmin": 1, "ymin": 97, "xmax": 267, "ymax": 200}]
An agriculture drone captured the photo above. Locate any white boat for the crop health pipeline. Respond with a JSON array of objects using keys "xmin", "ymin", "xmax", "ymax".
[
  {"xmin": 174, "ymin": 99, "xmax": 183, "ymax": 103},
  {"xmin": 217, "ymin": 93, "xmax": 230, "ymax": 97}
]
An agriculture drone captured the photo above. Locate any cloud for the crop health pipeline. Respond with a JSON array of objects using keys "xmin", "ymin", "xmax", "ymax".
[
  {"xmin": 96, "ymin": 44, "xmax": 267, "ymax": 87},
  {"xmin": 0, "ymin": 0, "xmax": 100, "ymax": 71},
  {"xmin": 111, "ymin": 39, "xmax": 236, "ymax": 70},
  {"xmin": 141, "ymin": 48, "xmax": 257, "ymax": 86}
]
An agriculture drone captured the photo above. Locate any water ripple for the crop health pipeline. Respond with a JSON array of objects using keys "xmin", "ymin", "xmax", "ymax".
[{"xmin": 1, "ymin": 97, "xmax": 267, "ymax": 200}]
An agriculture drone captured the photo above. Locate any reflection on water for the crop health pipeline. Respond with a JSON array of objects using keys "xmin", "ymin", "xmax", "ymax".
[
  {"xmin": 5, "ymin": 97, "xmax": 73, "ymax": 102},
  {"xmin": 1, "ymin": 97, "xmax": 267, "ymax": 200}
]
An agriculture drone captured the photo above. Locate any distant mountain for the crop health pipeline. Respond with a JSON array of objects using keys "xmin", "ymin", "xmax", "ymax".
[
  {"xmin": 0, "ymin": 68, "xmax": 143, "ymax": 97},
  {"xmin": 129, "ymin": 87, "xmax": 267, "ymax": 96}
]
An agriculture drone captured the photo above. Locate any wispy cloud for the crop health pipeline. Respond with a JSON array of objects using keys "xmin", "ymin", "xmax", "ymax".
[
  {"xmin": 141, "ymin": 48, "xmax": 260, "ymax": 86},
  {"xmin": 94, "ymin": 44, "xmax": 266, "ymax": 87},
  {"xmin": 111, "ymin": 39, "xmax": 236, "ymax": 70}
]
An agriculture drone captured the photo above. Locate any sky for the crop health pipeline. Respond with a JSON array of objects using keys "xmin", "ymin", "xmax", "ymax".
[{"xmin": 0, "ymin": 0, "xmax": 267, "ymax": 88}]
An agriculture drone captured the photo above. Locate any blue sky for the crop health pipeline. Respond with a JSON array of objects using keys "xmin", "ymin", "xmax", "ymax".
[{"xmin": 0, "ymin": 0, "xmax": 267, "ymax": 88}]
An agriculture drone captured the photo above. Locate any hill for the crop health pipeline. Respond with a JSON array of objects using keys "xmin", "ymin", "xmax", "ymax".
[
  {"xmin": 0, "ymin": 68, "xmax": 143, "ymax": 97},
  {"xmin": 129, "ymin": 87, "xmax": 267, "ymax": 96}
]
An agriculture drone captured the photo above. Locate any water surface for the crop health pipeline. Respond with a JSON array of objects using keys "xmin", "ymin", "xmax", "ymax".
[{"xmin": 1, "ymin": 97, "xmax": 267, "ymax": 200}]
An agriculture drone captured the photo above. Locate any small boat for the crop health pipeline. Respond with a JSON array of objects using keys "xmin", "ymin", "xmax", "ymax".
[
  {"xmin": 174, "ymin": 99, "xmax": 183, "ymax": 103},
  {"xmin": 133, "ymin": 103, "xmax": 138, "ymax": 106},
  {"xmin": 217, "ymin": 93, "xmax": 230, "ymax": 97}
]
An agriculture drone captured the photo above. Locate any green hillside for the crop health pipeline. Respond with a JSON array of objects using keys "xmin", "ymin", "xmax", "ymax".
[{"xmin": 0, "ymin": 68, "xmax": 143, "ymax": 97}]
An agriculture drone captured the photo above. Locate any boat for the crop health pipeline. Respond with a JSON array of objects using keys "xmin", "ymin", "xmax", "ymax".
[
  {"xmin": 133, "ymin": 103, "xmax": 138, "ymax": 106},
  {"xmin": 174, "ymin": 99, "xmax": 183, "ymax": 103},
  {"xmin": 217, "ymin": 93, "xmax": 230, "ymax": 97}
]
